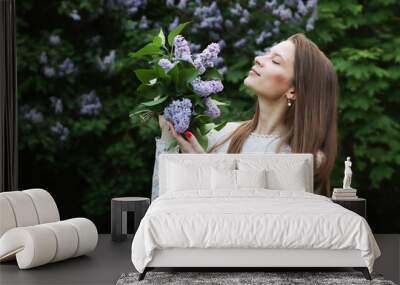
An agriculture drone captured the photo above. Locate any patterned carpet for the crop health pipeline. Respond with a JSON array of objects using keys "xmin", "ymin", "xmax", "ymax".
[{"xmin": 116, "ymin": 271, "xmax": 396, "ymax": 285}]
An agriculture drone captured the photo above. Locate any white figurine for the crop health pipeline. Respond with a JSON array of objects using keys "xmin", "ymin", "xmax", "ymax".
[{"xmin": 342, "ymin": 156, "xmax": 353, "ymax": 189}]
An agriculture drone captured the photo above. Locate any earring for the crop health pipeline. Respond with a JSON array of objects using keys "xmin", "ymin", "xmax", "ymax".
[{"xmin": 287, "ymin": 98, "xmax": 292, "ymax": 107}]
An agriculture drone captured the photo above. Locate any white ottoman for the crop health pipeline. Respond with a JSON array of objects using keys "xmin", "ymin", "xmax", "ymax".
[{"xmin": 0, "ymin": 189, "xmax": 98, "ymax": 269}]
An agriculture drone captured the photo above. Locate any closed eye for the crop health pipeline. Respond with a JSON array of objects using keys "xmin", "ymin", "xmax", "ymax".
[{"xmin": 272, "ymin": 60, "xmax": 280, "ymax": 65}]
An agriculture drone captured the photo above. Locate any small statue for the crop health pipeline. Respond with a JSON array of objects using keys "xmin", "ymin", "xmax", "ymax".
[{"xmin": 342, "ymin": 156, "xmax": 353, "ymax": 189}]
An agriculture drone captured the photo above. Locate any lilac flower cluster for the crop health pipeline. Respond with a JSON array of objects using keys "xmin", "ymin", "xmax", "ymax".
[
  {"xmin": 21, "ymin": 106, "xmax": 44, "ymax": 124},
  {"xmin": 58, "ymin": 58, "xmax": 77, "ymax": 76},
  {"xmin": 158, "ymin": 58, "xmax": 177, "ymax": 72},
  {"xmin": 49, "ymin": 96, "xmax": 63, "ymax": 113},
  {"xmin": 256, "ymin": 31, "xmax": 272, "ymax": 45},
  {"xmin": 193, "ymin": 1, "xmax": 223, "ymax": 30},
  {"xmin": 43, "ymin": 66, "xmax": 56, "ymax": 78},
  {"xmin": 139, "ymin": 15, "xmax": 150, "ymax": 29},
  {"xmin": 39, "ymin": 52, "xmax": 48, "ymax": 64},
  {"xmin": 69, "ymin": 9, "xmax": 81, "ymax": 21},
  {"xmin": 108, "ymin": 0, "xmax": 148, "ymax": 16},
  {"xmin": 49, "ymin": 34, "xmax": 60, "ymax": 46},
  {"xmin": 203, "ymin": 96, "xmax": 220, "ymax": 118},
  {"xmin": 233, "ymin": 38, "xmax": 247, "ymax": 49},
  {"xmin": 229, "ymin": 3, "xmax": 250, "ymax": 24},
  {"xmin": 79, "ymin": 90, "xmax": 102, "ymax": 115},
  {"xmin": 97, "ymin": 50, "xmax": 116, "ymax": 73},
  {"xmin": 163, "ymin": 98, "xmax": 192, "ymax": 134},
  {"xmin": 166, "ymin": 0, "xmax": 187, "ymax": 10},
  {"xmin": 264, "ymin": 0, "xmax": 318, "ymax": 30},
  {"xmin": 193, "ymin": 42, "xmax": 220, "ymax": 75},
  {"xmin": 191, "ymin": 77, "xmax": 223, "ymax": 98},
  {"xmin": 173, "ymin": 35, "xmax": 194, "ymax": 63},
  {"xmin": 51, "ymin": 122, "xmax": 70, "ymax": 142},
  {"xmin": 168, "ymin": 16, "xmax": 180, "ymax": 32}
]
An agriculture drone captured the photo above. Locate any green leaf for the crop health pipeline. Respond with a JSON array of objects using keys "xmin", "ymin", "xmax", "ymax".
[
  {"xmin": 141, "ymin": 95, "xmax": 168, "ymax": 107},
  {"xmin": 210, "ymin": 98, "xmax": 229, "ymax": 106},
  {"xmin": 202, "ymin": 67, "xmax": 223, "ymax": 80},
  {"xmin": 167, "ymin": 21, "xmax": 192, "ymax": 47},
  {"xmin": 181, "ymin": 65, "xmax": 199, "ymax": 84},
  {"xmin": 134, "ymin": 69, "xmax": 157, "ymax": 83},
  {"xmin": 153, "ymin": 28, "xmax": 166, "ymax": 48},
  {"xmin": 129, "ymin": 42, "xmax": 162, "ymax": 58}
]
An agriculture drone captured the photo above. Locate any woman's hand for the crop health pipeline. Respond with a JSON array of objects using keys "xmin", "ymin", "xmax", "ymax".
[{"xmin": 164, "ymin": 119, "xmax": 206, "ymax": 154}]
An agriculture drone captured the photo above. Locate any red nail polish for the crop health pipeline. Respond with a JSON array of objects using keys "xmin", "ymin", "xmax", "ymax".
[{"xmin": 184, "ymin": 131, "xmax": 192, "ymax": 139}]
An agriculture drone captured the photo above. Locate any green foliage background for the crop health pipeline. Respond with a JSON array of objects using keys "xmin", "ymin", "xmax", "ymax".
[{"xmin": 17, "ymin": 0, "xmax": 400, "ymax": 233}]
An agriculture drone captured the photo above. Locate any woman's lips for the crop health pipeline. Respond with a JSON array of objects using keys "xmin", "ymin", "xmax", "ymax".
[{"xmin": 250, "ymin": 68, "xmax": 260, "ymax": 76}]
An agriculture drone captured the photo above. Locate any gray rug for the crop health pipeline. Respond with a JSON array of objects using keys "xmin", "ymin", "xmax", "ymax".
[{"xmin": 116, "ymin": 271, "xmax": 396, "ymax": 285}]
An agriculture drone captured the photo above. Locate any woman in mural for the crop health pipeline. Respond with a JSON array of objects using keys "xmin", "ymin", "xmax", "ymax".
[{"xmin": 153, "ymin": 33, "xmax": 338, "ymax": 200}]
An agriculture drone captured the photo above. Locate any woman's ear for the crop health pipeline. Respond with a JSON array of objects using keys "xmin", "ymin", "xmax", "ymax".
[{"xmin": 287, "ymin": 89, "xmax": 296, "ymax": 100}]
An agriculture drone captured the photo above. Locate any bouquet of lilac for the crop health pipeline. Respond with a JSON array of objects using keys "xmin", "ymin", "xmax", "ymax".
[{"xmin": 129, "ymin": 21, "xmax": 229, "ymax": 151}]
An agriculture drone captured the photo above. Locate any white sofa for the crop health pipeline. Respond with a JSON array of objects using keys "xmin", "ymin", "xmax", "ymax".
[{"xmin": 0, "ymin": 188, "xmax": 98, "ymax": 269}]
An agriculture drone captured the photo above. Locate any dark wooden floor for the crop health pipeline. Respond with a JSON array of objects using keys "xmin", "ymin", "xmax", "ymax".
[{"xmin": 0, "ymin": 234, "xmax": 399, "ymax": 285}]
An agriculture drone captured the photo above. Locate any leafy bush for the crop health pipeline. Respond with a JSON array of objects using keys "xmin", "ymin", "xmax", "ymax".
[{"xmin": 17, "ymin": 0, "xmax": 399, "ymax": 232}]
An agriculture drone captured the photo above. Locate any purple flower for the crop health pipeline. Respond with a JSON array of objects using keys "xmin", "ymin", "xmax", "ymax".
[
  {"xmin": 97, "ymin": 50, "xmax": 116, "ymax": 72},
  {"xmin": 58, "ymin": 58, "xmax": 77, "ymax": 76},
  {"xmin": 49, "ymin": 96, "xmax": 64, "ymax": 113},
  {"xmin": 217, "ymin": 39, "xmax": 226, "ymax": 50},
  {"xmin": 173, "ymin": 35, "xmax": 193, "ymax": 63},
  {"xmin": 191, "ymin": 77, "xmax": 223, "ymax": 97},
  {"xmin": 168, "ymin": 16, "xmax": 180, "ymax": 32},
  {"xmin": 194, "ymin": 1, "xmax": 223, "ymax": 30},
  {"xmin": 79, "ymin": 90, "xmax": 102, "ymax": 115},
  {"xmin": 198, "ymin": 42, "xmax": 220, "ymax": 68},
  {"xmin": 218, "ymin": 66, "xmax": 227, "ymax": 75},
  {"xmin": 188, "ymin": 41, "xmax": 201, "ymax": 52},
  {"xmin": 39, "ymin": 52, "xmax": 48, "ymax": 64},
  {"xmin": 297, "ymin": 0, "xmax": 307, "ymax": 15},
  {"xmin": 233, "ymin": 38, "xmax": 247, "ymax": 49},
  {"xmin": 203, "ymin": 96, "xmax": 220, "ymax": 118},
  {"xmin": 110, "ymin": 0, "xmax": 148, "ymax": 16},
  {"xmin": 256, "ymin": 31, "xmax": 272, "ymax": 45},
  {"xmin": 177, "ymin": 0, "xmax": 187, "ymax": 9},
  {"xmin": 69, "ymin": 9, "xmax": 81, "ymax": 21},
  {"xmin": 306, "ymin": 8, "xmax": 317, "ymax": 31},
  {"xmin": 22, "ymin": 107, "xmax": 44, "ymax": 124},
  {"xmin": 163, "ymin": 98, "xmax": 192, "ymax": 134},
  {"xmin": 49, "ymin": 34, "xmax": 60, "ymax": 46},
  {"xmin": 139, "ymin": 15, "xmax": 149, "ymax": 29},
  {"xmin": 248, "ymin": 0, "xmax": 257, "ymax": 8},
  {"xmin": 43, "ymin": 66, "xmax": 56, "ymax": 78},
  {"xmin": 158, "ymin": 58, "xmax": 177, "ymax": 72},
  {"xmin": 51, "ymin": 122, "xmax": 69, "ymax": 142}
]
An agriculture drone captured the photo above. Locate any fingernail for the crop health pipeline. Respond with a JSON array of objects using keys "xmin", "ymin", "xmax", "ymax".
[{"xmin": 184, "ymin": 131, "xmax": 192, "ymax": 139}]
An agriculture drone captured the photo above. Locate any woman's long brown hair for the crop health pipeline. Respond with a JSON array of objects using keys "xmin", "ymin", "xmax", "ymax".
[{"xmin": 206, "ymin": 33, "xmax": 338, "ymax": 197}]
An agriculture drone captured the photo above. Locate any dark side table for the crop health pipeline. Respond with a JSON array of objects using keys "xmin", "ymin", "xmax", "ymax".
[
  {"xmin": 331, "ymin": 197, "xmax": 367, "ymax": 220},
  {"xmin": 111, "ymin": 197, "xmax": 150, "ymax": 242}
]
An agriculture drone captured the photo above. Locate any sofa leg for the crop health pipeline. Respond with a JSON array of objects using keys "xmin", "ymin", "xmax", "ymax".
[
  {"xmin": 354, "ymin": 267, "xmax": 371, "ymax": 280},
  {"xmin": 138, "ymin": 268, "xmax": 148, "ymax": 281}
]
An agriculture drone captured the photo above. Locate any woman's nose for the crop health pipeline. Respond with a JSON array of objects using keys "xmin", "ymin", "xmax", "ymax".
[{"xmin": 254, "ymin": 57, "xmax": 264, "ymax": 67}]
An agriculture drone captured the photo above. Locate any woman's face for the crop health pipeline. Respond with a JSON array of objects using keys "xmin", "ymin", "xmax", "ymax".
[{"xmin": 244, "ymin": 40, "xmax": 295, "ymax": 101}]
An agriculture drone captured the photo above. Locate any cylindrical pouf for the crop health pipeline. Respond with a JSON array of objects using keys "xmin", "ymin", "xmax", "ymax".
[
  {"xmin": 64, "ymin": 218, "xmax": 98, "ymax": 257},
  {"xmin": 0, "ymin": 225, "xmax": 57, "ymax": 269},
  {"xmin": 0, "ymin": 191, "xmax": 39, "ymax": 227},
  {"xmin": 23, "ymin": 189, "xmax": 60, "ymax": 224},
  {"xmin": 0, "ymin": 195, "xmax": 17, "ymax": 237},
  {"xmin": 41, "ymin": 221, "xmax": 79, "ymax": 263}
]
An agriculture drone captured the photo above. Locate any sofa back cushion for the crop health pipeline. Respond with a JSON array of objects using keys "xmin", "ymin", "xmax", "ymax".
[{"xmin": 159, "ymin": 153, "xmax": 313, "ymax": 196}]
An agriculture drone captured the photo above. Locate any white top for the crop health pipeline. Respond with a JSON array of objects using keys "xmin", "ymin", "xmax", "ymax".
[{"xmin": 151, "ymin": 122, "xmax": 292, "ymax": 201}]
